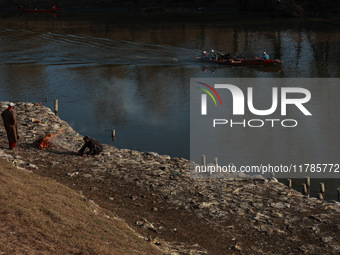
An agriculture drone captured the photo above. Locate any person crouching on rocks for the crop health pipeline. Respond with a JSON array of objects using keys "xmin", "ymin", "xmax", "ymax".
[
  {"xmin": 1, "ymin": 102, "xmax": 19, "ymax": 150},
  {"xmin": 76, "ymin": 136, "xmax": 103, "ymax": 157}
]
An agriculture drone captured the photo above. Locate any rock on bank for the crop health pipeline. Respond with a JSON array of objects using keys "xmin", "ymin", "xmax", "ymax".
[{"xmin": 0, "ymin": 101, "xmax": 340, "ymax": 255}]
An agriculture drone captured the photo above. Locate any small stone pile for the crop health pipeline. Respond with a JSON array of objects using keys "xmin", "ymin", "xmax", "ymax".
[{"xmin": 0, "ymin": 102, "xmax": 339, "ymax": 255}]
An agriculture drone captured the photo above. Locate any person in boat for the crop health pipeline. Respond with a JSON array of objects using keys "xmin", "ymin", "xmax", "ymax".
[
  {"xmin": 201, "ymin": 51, "xmax": 208, "ymax": 59},
  {"xmin": 1, "ymin": 102, "xmax": 19, "ymax": 150},
  {"xmin": 209, "ymin": 50, "xmax": 218, "ymax": 60},
  {"xmin": 76, "ymin": 136, "xmax": 103, "ymax": 157},
  {"xmin": 263, "ymin": 52, "xmax": 270, "ymax": 60}
]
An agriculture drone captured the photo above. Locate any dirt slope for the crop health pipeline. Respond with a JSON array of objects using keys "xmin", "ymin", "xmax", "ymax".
[{"xmin": 0, "ymin": 158, "xmax": 163, "ymax": 255}]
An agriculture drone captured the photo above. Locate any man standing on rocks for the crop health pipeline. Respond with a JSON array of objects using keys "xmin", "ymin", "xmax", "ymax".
[
  {"xmin": 1, "ymin": 102, "xmax": 19, "ymax": 150},
  {"xmin": 76, "ymin": 136, "xmax": 103, "ymax": 157}
]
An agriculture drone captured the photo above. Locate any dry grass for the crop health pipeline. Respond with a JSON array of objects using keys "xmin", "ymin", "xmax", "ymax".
[{"xmin": 0, "ymin": 158, "xmax": 163, "ymax": 255}]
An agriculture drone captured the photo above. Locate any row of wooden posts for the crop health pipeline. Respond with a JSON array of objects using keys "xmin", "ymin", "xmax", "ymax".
[
  {"xmin": 200, "ymin": 154, "xmax": 340, "ymax": 201},
  {"xmin": 295, "ymin": 177, "xmax": 340, "ymax": 201},
  {"xmin": 51, "ymin": 104, "xmax": 339, "ymax": 201},
  {"xmin": 53, "ymin": 99, "xmax": 116, "ymax": 142}
]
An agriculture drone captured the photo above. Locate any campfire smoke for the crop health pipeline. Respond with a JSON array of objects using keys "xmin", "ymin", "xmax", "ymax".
[
  {"xmin": 36, "ymin": 130, "xmax": 63, "ymax": 148},
  {"xmin": 39, "ymin": 133, "xmax": 57, "ymax": 148}
]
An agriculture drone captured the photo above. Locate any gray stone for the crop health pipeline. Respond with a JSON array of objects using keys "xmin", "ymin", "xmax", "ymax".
[
  {"xmin": 321, "ymin": 236, "xmax": 333, "ymax": 243},
  {"xmin": 146, "ymin": 152, "xmax": 159, "ymax": 157},
  {"xmin": 67, "ymin": 171, "xmax": 79, "ymax": 177},
  {"xmin": 198, "ymin": 202, "xmax": 214, "ymax": 209},
  {"xmin": 270, "ymin": 202, "xmax": 287, "ymax": 209}
]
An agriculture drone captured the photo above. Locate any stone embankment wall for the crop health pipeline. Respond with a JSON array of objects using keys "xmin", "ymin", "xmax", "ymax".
[{"xmin": 0, "ymin": 102, "xmax": 339, "ymax": 254}]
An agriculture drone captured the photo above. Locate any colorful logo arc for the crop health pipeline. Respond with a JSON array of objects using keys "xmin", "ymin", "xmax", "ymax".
[{"xmin": 197, "ymin": 82, "xmax": 222, "ymax": 106}]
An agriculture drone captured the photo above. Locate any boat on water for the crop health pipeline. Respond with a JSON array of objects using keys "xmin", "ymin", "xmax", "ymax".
[
  {"xmin": 18, "ymin": 6, "xmax": 63, "ymax": 13},
  {"xmin": 196, "ymin": 56, "xmax": 282, "ymax": 66}
]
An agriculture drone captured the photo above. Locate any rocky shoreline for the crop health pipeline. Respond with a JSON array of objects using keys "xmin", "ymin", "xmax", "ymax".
[{"xmin": 1, "ymin": 102, "xmax": 340, "ymax": 254}]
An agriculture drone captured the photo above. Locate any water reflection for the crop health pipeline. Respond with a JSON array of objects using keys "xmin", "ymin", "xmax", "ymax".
[
  {"xmin": 0, "ymin": 13, "xmax": 339, "ymax": 197},
  {"xmin": 1, "ymin": 15, "xmax": 340, "ymax": 76},
  {"xmin": 0, "ymin": 63, "xmax": 48, "ymax": 101}
]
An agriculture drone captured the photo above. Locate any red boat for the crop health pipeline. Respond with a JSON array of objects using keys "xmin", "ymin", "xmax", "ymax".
[
  {"xmin": 196, "ymin": 56, "xmax": 282, "ymax": 66},
  {"xmin": 18, "ymin": 6, "xmax": 63, "ymax": 13}
]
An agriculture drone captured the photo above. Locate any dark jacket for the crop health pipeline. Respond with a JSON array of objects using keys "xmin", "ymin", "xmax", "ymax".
[
  {"xmin": 1, "ymin": 108, "xmax": 19, "ymax": 143},
  {"xmin": 79, "ymin": 138, "xmax": 103, "ymax": 155}
]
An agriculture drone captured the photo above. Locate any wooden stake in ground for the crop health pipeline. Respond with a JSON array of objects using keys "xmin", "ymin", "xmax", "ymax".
[
  {"xmin": 287, "ymin": 179, "xmax": 292, "ymax": 188},
  {"xmin": 112, "ymin": 129, "xmax": 116, "ymax": 142},
  {"xmin": 201, "ymin": 154, "xmax": 206, "ymax": 167},
  {"xmin": 305, "ymin": 176, "xmax": 310, "ymax": 195},
  {"xmin": 54, "ymin": 99, "xmax": 58, "ymax": 116},
  {"xmin": 214, "ymin": 157, "xmax": 218, "ymax": 167},
  {"xmin": 320, "ymin": 182, "xmax": 325, "ymax": 195},
  {"xmin": 302, "ymin": 183, "xmax": 308, "ymax": 196}
]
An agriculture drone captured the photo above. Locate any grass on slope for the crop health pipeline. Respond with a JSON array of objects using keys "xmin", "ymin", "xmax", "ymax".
[{"xmin": 0, "ymin": 158, "xmax": 162, "ymax": 255}]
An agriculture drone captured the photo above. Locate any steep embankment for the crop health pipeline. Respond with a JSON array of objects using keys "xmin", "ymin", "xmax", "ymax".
[
  {"xmin": 0, "ymin": 102, "xmax": 339, "ymax": 255},
  {"xmin": 0, "ymin": 157, "xmax": 162, "ymax": 254}
]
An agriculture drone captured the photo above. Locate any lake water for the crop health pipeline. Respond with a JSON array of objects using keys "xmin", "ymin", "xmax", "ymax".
[{"xmin": 0, "ymin": 11, "xmax": 339, "ymax": 199}]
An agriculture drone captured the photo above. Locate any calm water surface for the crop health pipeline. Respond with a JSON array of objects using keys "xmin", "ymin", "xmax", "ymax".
[{"xmin": 0, "ymin": 12, "xmax": 339, "ymax": 198}]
